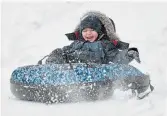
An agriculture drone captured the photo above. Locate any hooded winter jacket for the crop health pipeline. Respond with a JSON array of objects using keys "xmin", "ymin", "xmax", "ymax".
[{"xmin": 45, "ymin": 11, "xmax": 134, "ymax": 64}]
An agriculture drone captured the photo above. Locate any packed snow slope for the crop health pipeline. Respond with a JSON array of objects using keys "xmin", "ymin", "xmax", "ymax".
[{"xmin": 1, "ymin": 2, "xmax": 167, "ymax": 116}]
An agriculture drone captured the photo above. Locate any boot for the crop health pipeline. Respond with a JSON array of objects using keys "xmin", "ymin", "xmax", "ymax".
[
  {"xmin": 128, "ymin": 47, "xmax": 141, "ymax": 63},
  {"xmin": 137, "ymin": 83, "xmax": 154, "ymax": 99}
]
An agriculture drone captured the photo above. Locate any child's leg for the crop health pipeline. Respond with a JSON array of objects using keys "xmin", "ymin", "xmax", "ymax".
[
  {"xmin": 123, "ymin": 75, "xmax": 153, "ymax": 99},
  {"xmin": 126, "ymin": 75, "xmax": 150, "ymax": 93}
]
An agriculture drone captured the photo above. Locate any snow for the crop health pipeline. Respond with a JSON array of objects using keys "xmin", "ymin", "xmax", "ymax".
[{"xmin": 1, "ymin": 2, "xmax": 167, "ymax": 116}]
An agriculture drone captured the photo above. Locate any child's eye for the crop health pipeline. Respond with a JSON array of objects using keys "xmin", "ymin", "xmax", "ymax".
[
  {"xmin": 82, "ymin": 30, "xmax": 87, "ymax": 32},
  {"xmin": 88, "ymin": 29, "xmax": 94, "ymax": 31},
  {"xmin": 82, "ymin": 28, "xmax": 94, "ymax": 32}
]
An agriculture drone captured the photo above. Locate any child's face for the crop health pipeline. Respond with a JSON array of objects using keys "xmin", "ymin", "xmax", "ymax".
[{"xmin": 82, "ymin": 28, "xmax": 98, "ymax": 42}]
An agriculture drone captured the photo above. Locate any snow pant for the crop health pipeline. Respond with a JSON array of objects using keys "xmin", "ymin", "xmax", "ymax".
[{"xmin": 112, "ymin": 74, "xmax": 150, "ymax": 94}]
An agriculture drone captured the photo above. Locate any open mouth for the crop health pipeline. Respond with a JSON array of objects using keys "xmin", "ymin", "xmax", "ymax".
[{"xmin": 86, "ymin": 36, "xmax": 93, "ymax": 40}]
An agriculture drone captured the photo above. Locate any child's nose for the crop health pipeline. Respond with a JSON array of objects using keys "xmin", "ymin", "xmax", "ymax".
[{"xmin": 86, "ymin": 30, "xmax": 92, "ymax": 35}]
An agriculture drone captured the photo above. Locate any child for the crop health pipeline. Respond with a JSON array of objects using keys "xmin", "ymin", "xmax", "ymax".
[
  {"xmin": 44, "ymin": 12, "xmax": 140, "ymax": 65},
  {"xmin": 39, "ymin": 11, "xmax": 153, "ymax": 99}
]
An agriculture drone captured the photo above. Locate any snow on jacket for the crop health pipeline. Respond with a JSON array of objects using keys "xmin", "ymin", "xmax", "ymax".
[{"xmin": 45, "ymin": 11, "xmax": 134, "ymax": 64}]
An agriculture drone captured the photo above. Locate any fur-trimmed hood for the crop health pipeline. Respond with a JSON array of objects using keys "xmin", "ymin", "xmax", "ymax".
[{"xmin": 74, "ymin": 11, "xmax": 120, "ymax": 41}]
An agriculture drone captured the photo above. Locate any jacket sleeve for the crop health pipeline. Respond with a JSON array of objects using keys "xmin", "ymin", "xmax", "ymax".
[
  {"xmin": 45, "ymin": 42, "xmax": 75, "ymax": 64},
  {"xmin": 45, "ymin": 48, "xmax": 67, "ymax": 64},
  {"xmin": 104, "ymin": 40, "xmax": 133, "ymax": 64},
  {"xmin": 116, "ymin": 41, "xmax": 129, "ymax": 50},
  {"xmin": 45, "ymin": 41, "xmax": 84, "ymax": 64}
]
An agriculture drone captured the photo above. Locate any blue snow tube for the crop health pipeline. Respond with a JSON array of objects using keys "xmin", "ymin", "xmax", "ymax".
[{"xmin": 10, "ymin": 63, "xmax": 145, "ymax": 103}]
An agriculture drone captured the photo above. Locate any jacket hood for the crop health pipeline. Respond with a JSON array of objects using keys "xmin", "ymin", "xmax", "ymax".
[{"xmin": 75, "ymin": 11, "xmax": 120, "ymax": 41}]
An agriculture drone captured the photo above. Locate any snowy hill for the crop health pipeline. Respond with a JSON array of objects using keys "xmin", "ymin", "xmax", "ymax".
[{"xmin": 1, "ymin": 2, "xmax": 167, "ymax": 116}]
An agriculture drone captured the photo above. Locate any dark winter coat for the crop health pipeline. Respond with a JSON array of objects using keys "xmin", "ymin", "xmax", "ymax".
[{"xmin": 45, "ymin": 11, "xmax": 134, "ymax": 64}]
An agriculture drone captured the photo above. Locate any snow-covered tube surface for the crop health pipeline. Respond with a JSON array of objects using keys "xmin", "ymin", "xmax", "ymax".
[{"xmin": 10, "ymin": 63, "xmax": 145, "ymax": 103}]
